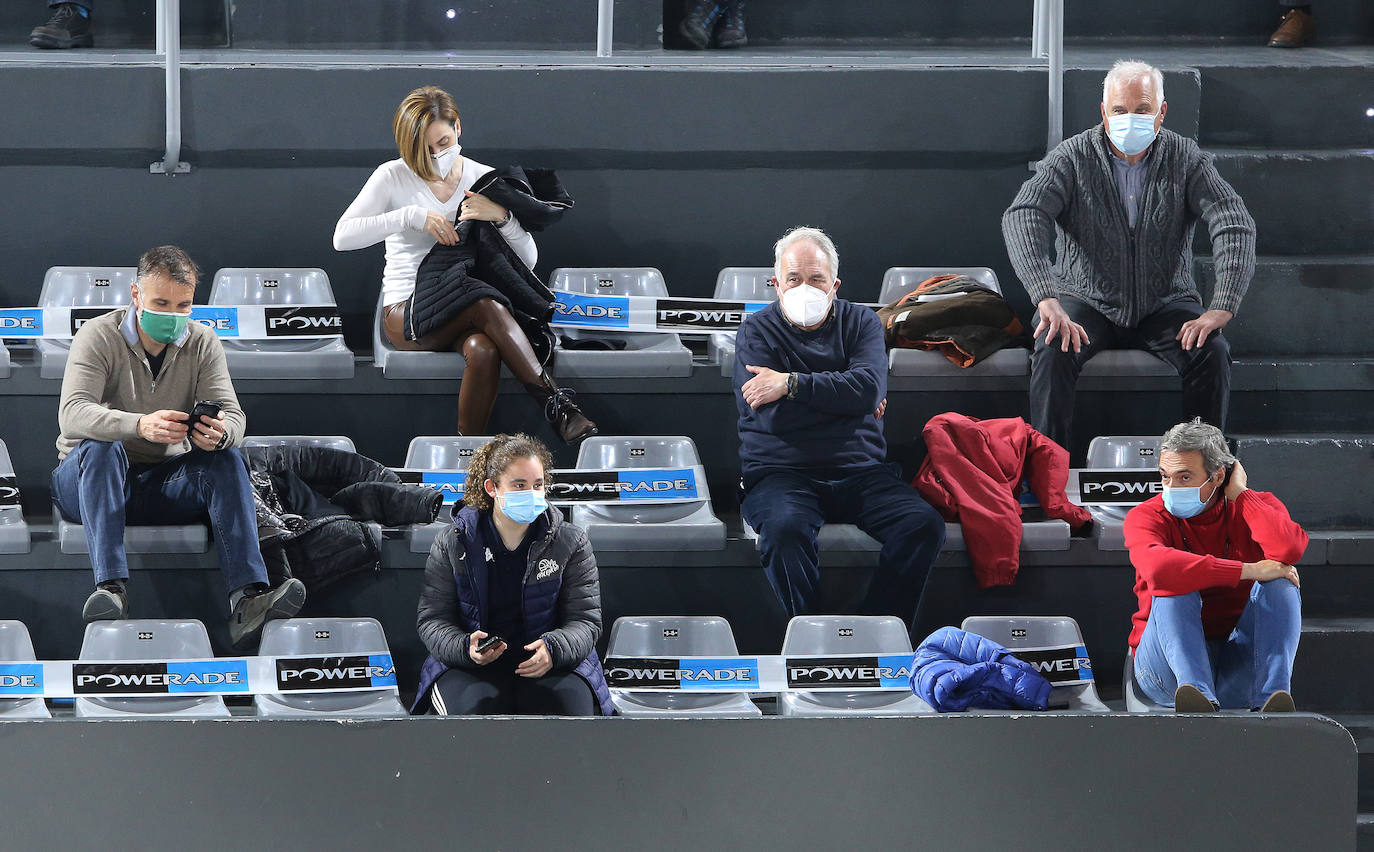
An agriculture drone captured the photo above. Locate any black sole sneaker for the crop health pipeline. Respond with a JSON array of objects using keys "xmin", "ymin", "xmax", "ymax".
[
  {"xmin": 82, "ymin": 587, "xmax": 128, "ymax": 622},
  {"xmin": 229, "ymin": 578, "xmax": 306, "ymax": 648}
]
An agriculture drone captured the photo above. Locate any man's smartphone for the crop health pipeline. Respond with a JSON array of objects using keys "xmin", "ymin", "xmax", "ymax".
[
  {"xmin": 475, "ymin": 634, "xmax": 504, "ymax": 654},
  {"xmin": 186, "ymin": 399, "xmax": 223, "ymax": 426}
]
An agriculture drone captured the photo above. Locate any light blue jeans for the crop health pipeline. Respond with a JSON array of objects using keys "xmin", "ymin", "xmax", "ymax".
[{"xmin": 1133, "ymin": 580, "xmax": 1301, "ymax": 709}]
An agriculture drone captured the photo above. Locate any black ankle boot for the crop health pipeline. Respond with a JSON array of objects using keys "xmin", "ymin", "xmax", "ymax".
[
  {"xmin": 30, "ymin": 3, "xmax": 93, "ymax": 49},
  {"xmin": 715, "ymin": 0, "xmax": 747, "ymax": 48},
  {"xmin": 524, "ymin": 372, "xmax": 598, "ymax": 445},
  {"xmin": 680, "ymin": 0, "xmax": 726, "ymax": 49}
]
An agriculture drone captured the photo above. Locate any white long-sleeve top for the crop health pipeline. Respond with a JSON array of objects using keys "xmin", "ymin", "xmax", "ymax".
[{"xmin": 333, "ymin": 156, "xmax": 538, "ymax": 306}]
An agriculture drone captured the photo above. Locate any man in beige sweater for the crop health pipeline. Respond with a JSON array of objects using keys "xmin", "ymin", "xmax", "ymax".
[{"xmin": 51, "ymin": 246, "xmax": 304, "ymax": 647}]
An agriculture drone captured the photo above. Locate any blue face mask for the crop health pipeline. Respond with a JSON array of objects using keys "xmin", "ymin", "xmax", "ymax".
[
  {"xmin": 1107, "ymin": 112, "xmax": 1159, "ymax": 156},
  {"xmin": 1162, "ymin": 479, "xmax": 1217, "ymax": 519},
  {"xmin": 498, "ymin": 489, "xmax": 547, "ymax": 525}
]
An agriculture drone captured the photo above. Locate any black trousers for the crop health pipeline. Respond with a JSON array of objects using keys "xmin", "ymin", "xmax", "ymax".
[
  {"xmin": 429, "ymin": 666, "xmax": 598, "ymax": 716},
  {"xmin": 1029, "ymin": 296, "xmax": 1230, "ymax": 451}
]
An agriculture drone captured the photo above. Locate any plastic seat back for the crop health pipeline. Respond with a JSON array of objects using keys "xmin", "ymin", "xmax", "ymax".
[
  {"xmin": 608, "ymin": 616, "xmax": 741, "ymax": 657},
  {"xmin": 39, "ymin": 266, "xmax": 137, "ymax": 308},
  {"xmin": 713, "ymin": 267, "xmax": 778, "ymax": 303},
  {"xmin": 0, "ymin": 439, "xmax": 31, "ymax": 555},
  {"xmin": 75, "ymin": 619, "xmax": 229, "ymax": 718},
  {"xmin": 241, "ymin": 435, "xmax": 357, "ymax": 452},
  {"xmin": 254, "ymin": 618, "xmax": 405, "ymax": 716},
  {"xmin": 0, "ymin": 621, "xmax": 49, "ymax": 718},
  {"xmin": 553, "ymin": 268, "xmax": 668, "ymax": 299},
  {"xmin": 879, "ymin": 266, "xmax": 1001, "ymax": 305},
  {"xmin": 575, "ymin": 436, "xmax": 706, "ymax": 524},
  {"xmin": 405, "ymin": 436, "xmax": 493, "ymax": 470},
  {"xmin": 782, "ymin": 615, "xmax": 913, "ymax": 656},
  {"xmin": 210, "ymin": 268, "xmax": 337, "ymax": 306},
  {"xmin": 959, "ymin": 615, "xmax": 1108, "ymax": 711},
  {"xmin": 1085, "ymin": 435, "xmax": 1161, "ymax": 523}
]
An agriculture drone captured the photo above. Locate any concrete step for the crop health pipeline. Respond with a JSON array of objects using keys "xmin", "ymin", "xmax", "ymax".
[
  {"xmin": 1209, "ymin": 149, "xmax": 1374, "ymax": 256},
  {"xmin": 1234, "ymin": 435, "xmax": 1374, "ymax": 530},
  {"xmin": 1293, "ymin": 619, "xmax": 1374, "ymax": 713},
  {"xmin": 1361, "ymin": 813, "xmax": 1374, "ymax": 852},
  {"xmin": 1332, "ymin": 715, "xmax": 1374, "ymax": 812},
  {"xmin": 1198, "ymin": 62, "xmax": 1374, "ymax": 149},
  {"xmin": 1197, "ymin": 256, "xmax": 1374, "ymax": 358}
]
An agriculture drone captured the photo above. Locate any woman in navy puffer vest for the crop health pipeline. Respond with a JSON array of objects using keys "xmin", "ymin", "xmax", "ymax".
[{"xmin": 414, "ymin": 433, "xmax": 612, "ymax": 716}]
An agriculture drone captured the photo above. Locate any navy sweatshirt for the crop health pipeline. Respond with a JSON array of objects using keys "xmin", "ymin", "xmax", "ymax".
[{"xmin": 734, "ymin": 299, "xmax": 888, "ymax": 483}]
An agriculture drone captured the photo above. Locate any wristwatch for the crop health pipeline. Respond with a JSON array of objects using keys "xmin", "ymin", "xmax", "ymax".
[
  {"xmin": 214, "ymin": 431, "xmax": 229, "ymax": 451},
  {"xmin": 786, "ymin": 372, "xmax": 798, "ymax": 400},
  {"xmin": 494, "ymin": 210, "xmax": 512, "ymax": 227}
]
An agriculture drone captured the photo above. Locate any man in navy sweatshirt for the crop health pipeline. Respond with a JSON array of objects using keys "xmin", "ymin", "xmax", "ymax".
[{"xmin": 735, "ymin": 227, "xmax": 945, "ymax": 628}]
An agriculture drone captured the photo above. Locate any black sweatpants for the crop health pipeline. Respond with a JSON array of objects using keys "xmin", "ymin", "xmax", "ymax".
[{"xmin": 429, "ymin": 666, "xmax": 598, "ymax": 716}]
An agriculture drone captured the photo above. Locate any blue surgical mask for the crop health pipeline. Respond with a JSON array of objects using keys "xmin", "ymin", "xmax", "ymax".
[
  {"xmin": 1107, "ymin": 113, "xmax": 1159, "ymax": 157},
  {"xmin": 1162, "ymin": 479, "xmax": 1216, "ymax": 519},
  {"xmin": 498, "ymin": 489, "xmax": 547, "ymax": 525}
]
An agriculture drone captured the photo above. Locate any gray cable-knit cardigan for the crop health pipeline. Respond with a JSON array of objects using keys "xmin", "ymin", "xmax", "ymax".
[{"xmin": 1002, "ymin": 125, "xmax": 1256, "ymax": 328}]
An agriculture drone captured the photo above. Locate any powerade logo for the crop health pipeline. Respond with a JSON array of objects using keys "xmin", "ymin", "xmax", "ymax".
[
  {"xmin": 785, "ymin": 655, "xmax": 915, "ymax": 689},
  {"xmin": 275, "ymin": 655, "xmax": 397, "ymax": 691},
  {"xmin": 190, "ymin": 306, "xmax": 240, "ymax": 337},
  {"xmin": 263, "ymin": 306, "xmax": 343, "ymax": 337},
  {"xmin": 1079, "ymin": 471, "xmax": 1162, "ymax": 502},
  {"xmin": 0, "ymin": 664, "xmax": 43, "ymax": 696},
  {"xmin": 653, "ymin": 299, "xmax": 766, "ymax": 331},
  {"xmin": 393, "ymin": 469, "xmax": 467, "ymax": 504},
  {"xmin": 70, "ymin": 308, "xmax": 108, "ymax": 336},
  {"xmin": 0, "ymin": 476, "xmax": 18, "ymax": 508},
  {"xmin": 1011, "ymin": 646, "xmax": 1094, "ymax": 684},
  {"xmin": 72, "ymin": 660, "xmax": 249, "ymax": 695},
  {"xmin": 603, "ymin": 657, "xmax": 760, "ymax": 690},
  {"xmin": 547, "ymin": 469, "xmax": 698, "ymax": 502},
  {"xmin": 552, "ymin": 291, "xmax": 629, "ymax": 330},
  {"xmin": 0, "ymin": 309, "xmax": 43, "ymax": 337}
]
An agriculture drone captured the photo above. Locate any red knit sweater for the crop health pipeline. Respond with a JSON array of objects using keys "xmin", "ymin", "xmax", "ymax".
[{"xmin": 1124, "ymin": 490, "xmax": 1308, "ymax": 649}]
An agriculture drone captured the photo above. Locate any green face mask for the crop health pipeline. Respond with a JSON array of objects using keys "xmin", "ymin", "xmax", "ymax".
[{"xmin": 138, "ymin": 304, "xmax": 190, "ymax": 345}]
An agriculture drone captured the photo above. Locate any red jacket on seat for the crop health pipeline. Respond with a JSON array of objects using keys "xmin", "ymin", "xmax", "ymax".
[{"xmin": 914, "ymin": 413, "xmax": 1092, "ymax": 588}]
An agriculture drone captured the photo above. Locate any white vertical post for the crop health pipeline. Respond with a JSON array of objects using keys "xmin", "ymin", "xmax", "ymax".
[
  {"xmin": 1031, "ymin": 0, "xmax": 1046, "ymax": 58},
  {"xmin": 597, "ymin": 0, "xmax": 614, "ymax": 57},
  {"xmin": 1046, "ymin": 0, "xmax": 1064, "ymax": 153},
  {"xmin": 151, "ymin": 0, "xmax": 190, "ymax": 174},
  {"xmin": 155, "ymin": 0, "xmax": 166, "ymax": 56}
]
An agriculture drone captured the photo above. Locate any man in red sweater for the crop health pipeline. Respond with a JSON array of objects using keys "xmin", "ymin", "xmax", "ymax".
[{"xmin": 1125, "ymin": 419, "xmax": 1306, "ymax": 712}]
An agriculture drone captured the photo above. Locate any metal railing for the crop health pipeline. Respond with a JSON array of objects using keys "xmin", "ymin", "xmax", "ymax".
[{"xmin": 147, "ymin": 1, "xmax": 1066, "ymax": 175}]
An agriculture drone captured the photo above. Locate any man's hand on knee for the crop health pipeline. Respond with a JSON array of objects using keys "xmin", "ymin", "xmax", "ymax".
[
  {"xmin": 137, "ymin": 410, "xmax": 190, "ymax": 445},
  {"xmin": 1242, "ymin": 558, "xmax": 1299, "ymax": 587},
  {"xmin": 1176, "ymin": 309, "xmax": 1232, "ymax": 351},
  {"xmin": 1034, "ymin": 298, "xmax": 1091, "ymax": 353}
]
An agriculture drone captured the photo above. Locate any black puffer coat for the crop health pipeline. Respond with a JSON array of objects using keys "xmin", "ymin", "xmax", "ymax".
[
  {"xmin": 406, "ymin": 166, "xmax": 574, "ymax": 362},
  {"xmin": 245, "ymin": 445, "xmax": 443, "ymax": 591}
]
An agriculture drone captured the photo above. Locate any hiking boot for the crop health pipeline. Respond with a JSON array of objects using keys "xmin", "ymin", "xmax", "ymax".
[
  {"xmin": 680, "ymin": 0, "xmax": 726, "ymax": 49},
  {"xmin": 715, "ymin": 0, "xmax": 747, "ymax": 48},
  {"xmin": 525, "ymin": 372, "xmax": 598, "ymax": 445},
  {"xmin": 82, "ymin": 582, "xmax": 128, "ymax": 622},
  {"xmin": 1258, "ymin": 689, "xmax": 1296, "ymax": 713},
  {"xmin": 1267, "ymin": 9, "xmax": 1315, "ymax": 47},
  {"xmin": 1173, "ymin": 683, "xmax": 1217, "ymax": 713},
  {"xmin": 30, "ymin": 4, "xmax": 93, "ymax": 49},
  {"xmin": 229, "ymin": 578, "xmax": 306, "ymax": 648}
]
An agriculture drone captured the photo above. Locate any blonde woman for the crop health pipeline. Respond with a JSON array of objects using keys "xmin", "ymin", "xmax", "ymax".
[{"xmin": 334, "ymin": 86, "xmax": 595, "ymax": 443}]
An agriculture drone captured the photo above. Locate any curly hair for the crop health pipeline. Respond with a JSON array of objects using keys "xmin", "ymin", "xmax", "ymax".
[{"xmin": 462, "ymin": 433, "xmax": 555, "ymax": 512}]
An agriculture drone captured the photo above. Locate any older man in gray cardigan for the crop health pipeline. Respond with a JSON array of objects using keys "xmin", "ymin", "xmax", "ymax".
[{"xmin": 1002, "ymin": 59, "xmax": 1256, "ymax": 452}]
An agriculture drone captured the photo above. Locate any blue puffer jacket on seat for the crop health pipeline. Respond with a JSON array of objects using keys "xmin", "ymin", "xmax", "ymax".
[{"xmin": 910, "ymin": 626, "xmax": 1052, "ymax": 713}]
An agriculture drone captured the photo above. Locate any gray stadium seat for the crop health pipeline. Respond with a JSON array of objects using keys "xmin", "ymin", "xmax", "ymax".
[
  {"xmin": 36, "ymin": 266, "xmax": 136, "ymax": 379},
  {"xmin": 0, "ymin": 621, "xmax": 50, "ymax": 718},
  {"xmin": 0, "ymin": 439, "xmax": 31, "ymax": 554},
  {"xmin": 210, "ymin": 268, "xmax": 354, "ymax": 379},
  {"xmin": 55, "ymin": 509, "xmax": 209, "ymax": 556},
  {"xmin": 709, "ymin": 267, "xmax": 777, "ymax": 377},
  {"xmin": 403, "ymin": 435, "xmax": 491, "ymax": 553},
  {"xmin": 0, "ymin": 342, "xmax": 10, "ymax": 379},
  {"xmin": 778, "ymin": 615, "xmax": 933, "ymax": 716},
  {"xmin": 253, "ymin": 617, "xmax": 407, "ymax": 717},
  {"xmin": 1079, "ymin": 350, "xmax": 1177, "ymax": 378},
  {"xmin": 572, "ymin": 436, "xmax": 725, "ymax": 551},
  {"xmin": 879, "ymin": 267, "xmax": 1029, "ymax": 377},
  {"xmin": 606, "ymin": 616, "xmax": 762, "ymax": 718},
  {"xmin": 373, "ymin": 292, "xmax": 467, "ymax": 379},
  {"xmin": 959, "ymin": 615, "xmax": 1110, "ymax": 711},
  {"xmin": 741, "ymin": 513, "xmax": 1066, "ymax": 554},
  {"xmin": 551, "ymin": 268, "xmax": 693, "ymax": 378},
  {"xmin": 74, "ymin": 619, "xmax": 230, "ymax": 718},
  {"xmin": 1123, "ymin": 650, "xmax": 1169, "ymax": 713},
  {"xmin": 1085, "ymin": 435, "xmax": 1161, "ymax": 551}
]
